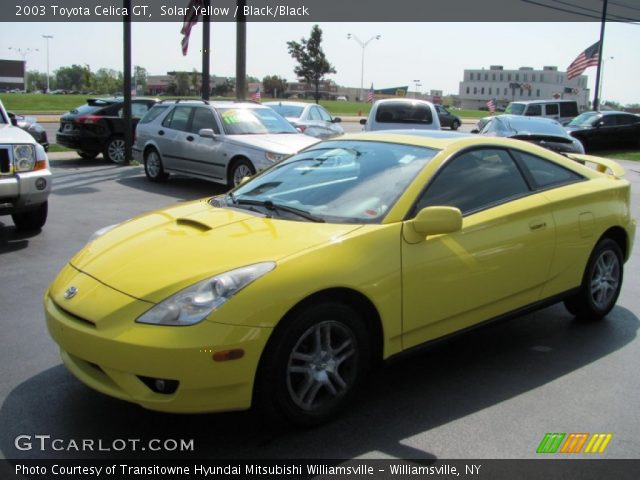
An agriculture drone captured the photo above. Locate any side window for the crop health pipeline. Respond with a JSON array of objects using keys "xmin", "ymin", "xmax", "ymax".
[
  {"xmin": 309, "ymin": 107, "xmax": 322, "ymax": 121},
  {"xmin": 525, "ymin": 104, "xmax": 542, "ymax": 116},
  {"xmin": 318, "ymin": 107, "xmax": 332, "ymax": 122},
  {"xmin": 559, "ymin": 102, "xmax": 578, "ymax": 118},
  {"xmin": 513, "ymin": 150, "xmax": 583, "ymax": 189},
  {"xmin": 139, "ymin": 105, "xmax": 168, "ymax": 124},
  {"xmin": 190, "ymin": 107, "xmax": 219, "ymax": 134},
  {"xmin": 614, "ymin": 114, "xmax": 633, "ymax": 126},
  {"xmin": 601, "ymin": 116, "xmax": 616, "ymax": 126},
  {"xmin": 545, "ymin": 104, "xmax": 559, "ymax": 115},
  {"xmin": 163, "ymin": 106, "xmax": 192, "ymax": 131},
  {"xmin": 415, "ymin": 149, "xmax": 529, "ymax": 215}
]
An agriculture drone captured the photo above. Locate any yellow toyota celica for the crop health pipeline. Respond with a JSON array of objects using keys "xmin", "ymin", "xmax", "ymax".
[{"xmin": 45, "ymin": 132, "xmax": 635, "ymax": 426}]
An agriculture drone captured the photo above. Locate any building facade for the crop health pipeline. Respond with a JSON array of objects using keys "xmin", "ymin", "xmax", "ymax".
[
  {"xmin": 0, "ymin": 60, "xmax": 25, "ymax": 91},
  {"xmin": 458, "ymin": 65, "xmax": 590, "ymax": 111}
]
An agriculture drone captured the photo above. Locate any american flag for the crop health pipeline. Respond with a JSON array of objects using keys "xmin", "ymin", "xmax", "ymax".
[
  {"xmin": 366, "ymin": 84, "xmax": 374, "ymax": 103},
  {"xmin": 251, "ymin": 86, "xmax": 261, "ymax": 102},
  {"xmin": 181, "ymin": 0, "xmax": 203, "ymax": 56},
  {"xmin": 566, "ymin": 41, "xmax": 600, "ymax": 80},
  {"xmin": 487, "ymin": 98, "xmax": 496, "ymax": 113}
]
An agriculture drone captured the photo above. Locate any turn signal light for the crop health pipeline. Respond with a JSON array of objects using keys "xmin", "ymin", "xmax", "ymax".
[{"xmin": 213, "ymin": 349, "xmax": 245, "ymax": 362}]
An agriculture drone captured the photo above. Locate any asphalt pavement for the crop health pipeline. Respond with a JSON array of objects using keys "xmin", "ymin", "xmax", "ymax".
[{"xmin": 0, "ymin": 152, "xmax": 639, "ymax": 463}]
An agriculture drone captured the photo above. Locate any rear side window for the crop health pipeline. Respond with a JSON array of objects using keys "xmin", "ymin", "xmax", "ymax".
[
  {"xmin": 376, "ymin": 102, "xmax": 433, "ymax": 125},
  {"xmin": 513, "ymin": 151, "xmax": 583, "ymax": 189},
  {"xmin": 559, "ymin": 102, "xmax": 578, "ymax": 118},
  {"xmin": 545, "ymin": 104, "xmax": 559, "ymax": 115},
  {"xmin": 139, "ymin": 105, "xmax": 168, "ymax": 124},
  {"xmin": 416, "ymin": 148, "xmax": 529, "ymax": 215},
  {"xmin": 162, "ymin": 106, "xmax": 192, "ymax": 131}
]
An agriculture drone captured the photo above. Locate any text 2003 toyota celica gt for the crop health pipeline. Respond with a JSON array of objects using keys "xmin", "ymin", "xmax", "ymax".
[{"xmin": 45, "ymin": 133, "xmax": 635, "ymax": 426}]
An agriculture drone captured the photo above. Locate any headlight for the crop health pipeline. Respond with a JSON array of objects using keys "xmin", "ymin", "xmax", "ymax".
[
  {"xmin": 13, "ymin": 144, "xmax": 36, "ymax": 172},
  {"xmin": 265, "ymin": 152, "xmax": 287, "ymax": 162},
  {"xmin": 136, "ymin": 262, "xmax": 276, "ymax": 326}
]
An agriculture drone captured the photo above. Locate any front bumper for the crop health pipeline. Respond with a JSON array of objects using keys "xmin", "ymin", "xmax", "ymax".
[
  {"xmin": 0, "ymin": 169, "xmax": 52, "ymax": 215},
  {"xmin": 44, "ymin": 266, "xmax": 272, "ymax": 413}
]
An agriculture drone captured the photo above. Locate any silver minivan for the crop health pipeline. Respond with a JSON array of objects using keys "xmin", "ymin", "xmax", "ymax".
[{"xmin": 505, "ymin": 100, "xmax": 579, "ymax": 125}]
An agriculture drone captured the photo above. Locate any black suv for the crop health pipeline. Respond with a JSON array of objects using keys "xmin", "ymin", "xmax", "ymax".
[{"xmin": 57, "ymin": 97, "xmax": 158, "ymax": 163}]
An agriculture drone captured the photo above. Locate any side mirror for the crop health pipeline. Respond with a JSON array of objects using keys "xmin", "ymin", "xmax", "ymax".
[
  {"xmin": 359, "ymin": 118, "xmax": 367, "ymax": 125},
  {"xmin": 8, "ymin": 112, "xmax": 18, "ymax": 126},
  {"xmin": 199, "ymin": 128, "xmax": 217, "ymax": 139},
  {"xmin": 596, "ymin": 121, "xmax": 605, "ymax": 128},
  {"xmin": 332, "ymin": 117, "xmax": 342, "ymax": 123},
  {"xmin": 470, "ymin": 128, "xmax": 479, "ymax": 134},
  {"xmin": 403, "ymin": 206, "xmax": 462, "ymax": 244}
]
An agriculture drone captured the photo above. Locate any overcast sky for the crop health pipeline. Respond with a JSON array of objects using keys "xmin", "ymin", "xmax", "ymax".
[{"xmin": 2, "ymin": 21, "xmax": 638, "ymax": 104}]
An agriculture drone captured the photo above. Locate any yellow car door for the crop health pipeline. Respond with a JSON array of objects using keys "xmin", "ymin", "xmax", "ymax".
[{"xmin": 401, "ymin": 147, "xmax": 556, "ymax": 349}]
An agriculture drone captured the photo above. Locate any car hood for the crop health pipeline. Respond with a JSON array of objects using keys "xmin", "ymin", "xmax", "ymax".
[
  {"xmin": 70, "ymin": 200, "xmax": 362, "ymax": 303},
  {"xmin": 0, "ymin": 123, "xmax": 37, "ymax": 143},
  {"xmin": 226, "ymin": 133, "xmax": 319, "ymax": 153}
]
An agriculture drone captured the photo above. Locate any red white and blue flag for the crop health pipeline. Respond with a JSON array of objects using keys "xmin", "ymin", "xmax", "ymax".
[
  {"xmin": 367, "ymin": 84, "xmax": 374, "ymax": 103},
  {"xmin": 181, "ymin": 0, "xmax": 203, "ymax": 56},
  {"xmin": 487, "ymin": 98, "xmax": 496, "ymax": 113},
  {"xmin": 251, "ymin": 86, "xmax": 261, "ymax": 102},
  {"xmin": 567, "ymin": 41, "xmax": 600, "ymax": 80}
]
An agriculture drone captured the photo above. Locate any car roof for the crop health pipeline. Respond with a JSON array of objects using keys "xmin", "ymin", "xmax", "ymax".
[
  {"xmin": 373, "ymin": 98, "xmax": 435, "ymax": 106},
  {"xmin": 157, "ymin": 100, "xmax": 269, "ymax": 109},
  {"xmin": 263, "ymin": 101, "xmax": 309, "ymax": 108},
  {"xmin": 508, "ymin": 99, "xmax": 576, "ymax": 105},
  {"xmin": 597, "ymin": 110, "xmax": 639, "ymax": 117}
]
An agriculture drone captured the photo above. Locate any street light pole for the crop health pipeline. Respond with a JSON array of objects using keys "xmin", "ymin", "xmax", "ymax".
[
  {"xmin": 347, "ymin": 33, "xmax": 380, "ymax": 102},
  {"xmin": 413, "ymin": 79, "xmax": 421, "ymax": 98},
  {"xmin": 8, "ymin": 46, "xmax": 38, "ymax": 92},
  {"xmin": 42, "ymin": 35, "xmax": 53, "ymax": 93}
]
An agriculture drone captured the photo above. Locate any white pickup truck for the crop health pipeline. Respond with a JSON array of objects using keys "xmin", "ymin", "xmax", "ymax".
[{"xmin": 0, "ymin": 100, "xmax": 51, "ymax": 230}]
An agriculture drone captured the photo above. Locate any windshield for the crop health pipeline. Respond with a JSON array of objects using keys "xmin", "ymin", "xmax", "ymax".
[
  {"xmin": 218, "ymin": 107, "xmax": 298, "ymax": 135},
  {"xmin": 505, "ymin": 103, "xmax": 526, "ymax": 115},
  {"xmin": 228, "ymin": 140, "xmax": 439, "ymax": 224},
  {"xmin": 568, "ymin": 112, "xmax": 600, "ymax": 127},
  {"xmin": 267, "ymin": 104, "xmax": 304, "ymax": 119}
]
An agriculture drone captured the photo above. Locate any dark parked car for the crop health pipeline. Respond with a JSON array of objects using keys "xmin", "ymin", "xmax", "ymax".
[
  {"xmin": 565, "ymin": 111, "xmax": 640, "ymax": 151},
  {"xmin": 56, "ymin": 97, "xmax": 158, "ymax": 163},
  {"xmin": 435, "ymin": 105, "xmax": 461, "ymax": 130},
  {"xmin": 478, "ymin": 115, "xmax": 584, "ymax": 154},
  {"xmin": 7, "ymin": 112, "xmax": 49, "ymax": 151}
]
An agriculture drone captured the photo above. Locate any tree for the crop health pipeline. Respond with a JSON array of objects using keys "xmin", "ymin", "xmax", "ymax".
[
  {"xmin": 54, "ymin": 64, "xmax": 91, "ymax": 91},
  {"xmin": 174, "ymin": 72, "xmax": 191, "ymax": 96},
  {"xmin": 93, "ymin": 68, "xmax": 122, "ymax": 94},
  {"xmin": 212, "ymin": 78, "xmax": 234, "ymax": 97},
  {"xmin": 262, "ymin": 75, "xmax": 288, "ymax": 98},
  {"xmin": 191, "ymin": 68, "xmax": 200, "ymax": 96},
  {"xmin": 134, "ymin": 65, "xmax": 147, "ymax": 94},
  {"xmin": 287, "ymin": 25, "xmax": 336, "ymax": 103},
  {"xmin": 27, "ymin": 70, "xmax": 48, "ymax": 92}
]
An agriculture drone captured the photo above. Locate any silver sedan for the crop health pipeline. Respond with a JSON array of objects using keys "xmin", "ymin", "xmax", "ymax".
[{"xmin": 264, "ymin": 101, "xmax": 344, "ymax": 139}]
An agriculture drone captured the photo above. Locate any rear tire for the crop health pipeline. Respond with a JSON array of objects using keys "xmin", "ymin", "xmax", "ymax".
[
  {"xmin": 255, "ymin": 302, "xmax": 370, "ymax": 427},
  {"xmin": 104, "ymin": 137, "xmax": 126, "ymax": 164},
  {"xmin": 144, "ymin": 148, "xmax": 169, "ymax": 182},
  {"xmin": 564, "ymin": 238, "xmax": 623, "ymax": 320},
  {"xmin": 12, "ymin": 202, "xmax": 48, "ymax": 231}
]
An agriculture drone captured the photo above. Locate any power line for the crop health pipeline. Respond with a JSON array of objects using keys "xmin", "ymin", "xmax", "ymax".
[{"xmin": 520, "ymin": 0, "xmax": 640, "ymax": 23}]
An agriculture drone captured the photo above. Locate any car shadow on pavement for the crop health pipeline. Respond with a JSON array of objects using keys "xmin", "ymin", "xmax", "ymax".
[
  {"xmin": 0, "ymin": 221, "xmax": 42, "ymax": 255},
  {"xmin": 116, "ymin": 174, "xmax": 228, "ymax": 201},
  {"xmin": 0, "ymin": 304, "xmax": 637, "ymax": 460}
]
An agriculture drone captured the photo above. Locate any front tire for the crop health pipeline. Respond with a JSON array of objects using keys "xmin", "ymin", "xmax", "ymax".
[
  {"xmin": 564, "ymin": 238, "xmax": 623, "ymax": 320},
  {"xmin": 144, "ymin": 148, "xmax": 169, "ymax": 182},
  {"xmin": 228, "ymin": 159, "xmax": 255, "ymax": 188},
  {"xmin": 451, "ymin": 120, "xmax": 460, "ymax": 131},
  {"xmin": 104, "ymin": 137, "xmax": 126, "ymax": 164},
  {"xmin": 12, "ymin": 202, "xmax": 48, "ymax": 231},
  {"xmin": 255, "ymin": 302, "xmax": 370, "ymax": 427}
]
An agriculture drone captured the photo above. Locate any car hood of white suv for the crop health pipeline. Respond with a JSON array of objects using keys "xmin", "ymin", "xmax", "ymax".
[
  {"xmin": 0, "ymin": 123, "xmax": 37, "ymax": 144},
  {"xmin": 227, "ymin": 132, "xmax": 320, "ymax": 154}
]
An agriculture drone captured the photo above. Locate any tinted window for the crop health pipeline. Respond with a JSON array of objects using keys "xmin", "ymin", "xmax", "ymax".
[
  {"xmin": 513, "ymin": 151, "xmax": 582, "ymax": 189},
  {"xmin": 376, "ymin": 102, "xmax": 433, "ymax": 125},
  {"xmin": 416, "ymin": 149, "xmax": 529, "ymax": 215},
  {"xmin": 568, "ymin": 112, "xmax": 600, "ymax": 127},
  {"xmin": 545, "ymin": 104, "xmax": 559, "ymax": 115},
  {"xmin": 525, "ymin": 104, "xmax": 542, "ymax": 116},
  {"xmin": 191, "ymin": 107, "xmax": 218, "ymax": 133},
  {"xmin": 601, "ymin": 116, "xmax": 616, "ymax": 127},
  {"xmin": 70, "ymin": 104, "xmax": 107, "ymax": 116},
  {"xmin": 139, "ymin": 105, "xmax": 168, "ymax": 124},
  {"xmin": 614, "ymin": 114, "xmax": 638, "ymax": 126},
  {"xmin": 559, "ymin": 102, "xmax": 578, "ymax": 117},
  {"xmin": 163, "ymin": 106, "xmax": 192, "ymax": 131}
]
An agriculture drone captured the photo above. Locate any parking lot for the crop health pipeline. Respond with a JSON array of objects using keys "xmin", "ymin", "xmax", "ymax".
[{"xmin": 1, "ymin": 149, "xmax": 639, "ymax": 461}]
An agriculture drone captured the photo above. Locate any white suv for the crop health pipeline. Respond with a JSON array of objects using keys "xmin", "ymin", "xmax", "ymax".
[
  {"xmin": 0, "ymin": 100, "xmax": 51, "ymax": 230},
  {"xmin": 360, "ymin": 99, "xmax": 441, "ymax": 131}
]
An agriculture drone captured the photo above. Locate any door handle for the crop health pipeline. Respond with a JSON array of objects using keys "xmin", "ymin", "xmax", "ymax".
[
  {"xmin": 529, "ymin": 220, "xmax": 547, "ymax": 231},
  {"xmin": 158, "ymin": 130, "xmax": 164, "ymax": 136},
  {"xmin": 186, "ymin": 136, "xmax": 194, "ymax": 142}
]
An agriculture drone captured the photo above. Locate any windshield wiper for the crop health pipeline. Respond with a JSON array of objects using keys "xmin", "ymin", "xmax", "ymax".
[{"xmin": 235, "ymin": 199, "xmax": 325, "ymax": 223}]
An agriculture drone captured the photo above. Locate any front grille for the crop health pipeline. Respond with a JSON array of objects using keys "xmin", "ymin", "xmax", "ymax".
[{"xmin": 0, "ymin": 148, "xmax": 10, "ymax": 174}]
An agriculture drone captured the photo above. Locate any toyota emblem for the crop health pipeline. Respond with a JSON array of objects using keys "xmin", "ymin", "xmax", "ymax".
[{"xmin": 64, "ymin": 286, "xmax": 78, "ymax": 300}]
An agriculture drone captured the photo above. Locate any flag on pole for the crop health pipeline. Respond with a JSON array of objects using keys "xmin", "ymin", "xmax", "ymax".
[
  {"xmin": 487, "ymin": 98, "xmax": 496, "ymax": 113},
  {"xmin": 566, "ymin": 41, "xmax": 600, "ymax": 80},
  {"xmin": 367, "ymin": 84, "xmax": 374, "ymax": 103},
  {"xmin": 181, "ymin": 0, "xmax": 203, "ymax": 56},
  {"xmin": 251, "ymin": 85, "xmax": 261, "ymax": 102}
]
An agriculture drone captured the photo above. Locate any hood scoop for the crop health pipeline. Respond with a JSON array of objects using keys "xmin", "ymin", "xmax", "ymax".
[{"xmin": 176, "ymin": 218, "xmax": 213, "ymax": 232}]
